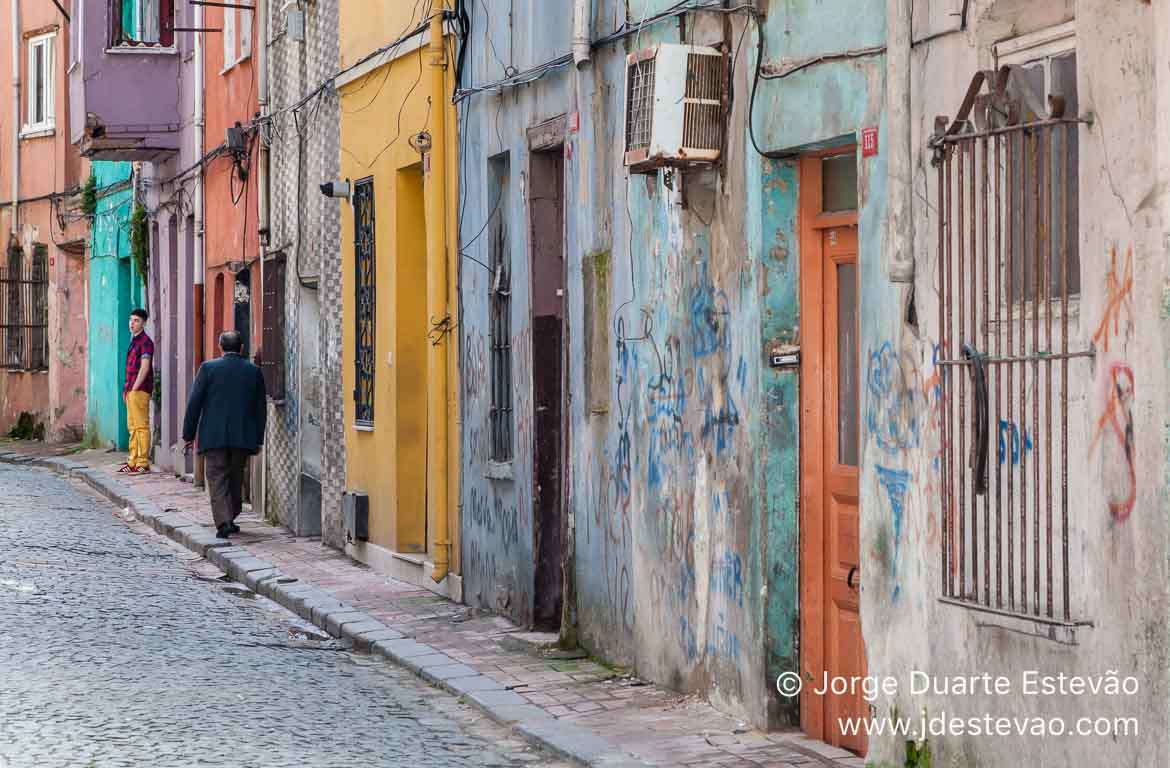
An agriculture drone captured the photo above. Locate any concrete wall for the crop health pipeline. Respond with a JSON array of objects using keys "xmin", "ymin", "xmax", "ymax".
[
  {"xmin": 87, "ymin": 161, "xmax": 140, "ymax": 450},
  {"xmin": 856, "ymin": 1, "xmax": 1170, "ymax": 765},
  {"xmin": 0, "ymin": 1, "xmax": 89, "ymax": 442}
]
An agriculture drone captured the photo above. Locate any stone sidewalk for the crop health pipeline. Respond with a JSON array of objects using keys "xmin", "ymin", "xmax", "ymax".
[{"xmin": 0, "ymin": 439, "xmax": 865, "ymax": 768}]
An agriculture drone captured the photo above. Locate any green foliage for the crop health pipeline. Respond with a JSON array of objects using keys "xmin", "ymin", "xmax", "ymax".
[
  {"xmin": 130, "ymin": 203, "xmax": 149, "ymax": 280},
  {"xmin": 82, "ymin": 173, "xmax": 98, "ymax": 217}
]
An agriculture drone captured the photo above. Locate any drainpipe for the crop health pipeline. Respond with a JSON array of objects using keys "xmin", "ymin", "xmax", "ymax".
[
  {"xmin": 886, "ymin": 0, "xmax": 913, "ymax": 282},
  {"xmin": 193, "ymin": 0, "xmax": 207, "ymax": 487},
  {"xmin": 572, "ymin": 0, "xmax": 591, "ymax": 68},
  {"xmin": 10, "ymin": 0, "xmax": 20, "ymax": 237},
  {"xmin": 427, "ymin": 9, "xmax": 450, "ymax": 584},
  {"xmin": 256, "ymin": 0, "xmax": 269, "ymax": 517}
]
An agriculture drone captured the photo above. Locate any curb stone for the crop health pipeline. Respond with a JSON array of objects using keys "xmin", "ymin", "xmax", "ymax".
[{"xmin": 0, "ymin": 453, "xmax": 649, "ymax": 767}]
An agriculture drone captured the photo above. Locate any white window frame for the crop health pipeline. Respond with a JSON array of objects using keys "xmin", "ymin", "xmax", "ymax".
[
  {"xmin": 25, "ymin": 33, "xmax": 56, "ymax": 135},
  {"xmin": 223, "ymin": 7, "xmax": 236, "ymax": 69},
  {"xmin": 993, "ymin": 20, "xmax": 1075, "ymax": 70},
  {"xmin": 221, "ymin": 5, "xmax": 252, "ymax": 71}
]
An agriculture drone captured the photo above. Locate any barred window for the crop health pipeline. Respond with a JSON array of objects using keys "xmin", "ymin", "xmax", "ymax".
[
  {"xmin": 353, "ymin": 177, "xmax": 376, "ymax": 426},
  {"xmin": 261, "ymin": 253, "xmax": 287, "ymax": 399},
  {"xmin": 930, "ymin": 51, "xmax": 1086, "ymax": 628},
  {"xmin": 488, "ymin": 153, "xmax": 512, "ymax": 461},
  {"xmin": 1, "ymin": 243, "xmax": 48, "ymax": 371}
]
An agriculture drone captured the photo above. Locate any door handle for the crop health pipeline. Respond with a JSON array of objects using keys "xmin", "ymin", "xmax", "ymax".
[{"xmin": 847, "ymin": 566, "xmax": 859, "ymax": 591}]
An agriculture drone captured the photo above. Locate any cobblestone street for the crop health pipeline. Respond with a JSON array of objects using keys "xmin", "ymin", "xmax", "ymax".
[{"xmin": 0, "ymin": 465, "xmax": 568, "ymax": 768}]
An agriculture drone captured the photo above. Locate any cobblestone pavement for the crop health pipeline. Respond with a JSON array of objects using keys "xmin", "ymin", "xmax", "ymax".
[{"xmin": 0, "ymin": 465, "xmax": 570, "ymax": 768}]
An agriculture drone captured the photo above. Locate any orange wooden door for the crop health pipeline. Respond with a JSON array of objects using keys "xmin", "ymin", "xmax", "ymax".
[{"xmin": 799, "ymin": 151, "xmax": 866, "ymax": 755}]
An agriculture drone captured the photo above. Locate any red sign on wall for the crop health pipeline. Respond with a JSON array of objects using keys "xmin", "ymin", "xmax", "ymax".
[{"xmin": 861, "ymin": 127, "xmax": 878, "ymax": 158}]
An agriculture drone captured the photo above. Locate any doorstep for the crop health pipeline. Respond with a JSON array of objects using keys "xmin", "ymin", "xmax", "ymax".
[{"xmin": 345, "ymin": 539, "xmax": 464, "ymax": 603}]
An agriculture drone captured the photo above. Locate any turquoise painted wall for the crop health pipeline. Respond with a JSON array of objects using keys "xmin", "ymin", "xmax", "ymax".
[{"xmin": 88, "ymin": 162, "xmax": 143, "ymax": 450}]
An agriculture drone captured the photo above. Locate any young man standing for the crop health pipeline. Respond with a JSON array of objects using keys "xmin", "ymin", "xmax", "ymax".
[{"xmin": 121, "ymin": 308, "xmax": 154, "ymax": 474}]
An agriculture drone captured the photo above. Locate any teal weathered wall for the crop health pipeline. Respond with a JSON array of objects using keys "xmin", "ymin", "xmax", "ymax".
[{"xmin": 88, "ymin": 162, "xmax": 142, "ymax": 450}]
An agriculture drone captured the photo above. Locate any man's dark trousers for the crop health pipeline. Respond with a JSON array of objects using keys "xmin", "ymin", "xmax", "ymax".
[{"xmin": 205, "ymin": 448, "xmax": 250, "ymax": 528}]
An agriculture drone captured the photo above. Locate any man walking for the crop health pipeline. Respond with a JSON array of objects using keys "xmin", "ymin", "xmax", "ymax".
[
  {"xmin": 120, "ymin": 308, "xmax": 154, "ymax": 474},
  {"xmin": 182, "ymin": 330, "xmax": 267, "ymax": 539}
]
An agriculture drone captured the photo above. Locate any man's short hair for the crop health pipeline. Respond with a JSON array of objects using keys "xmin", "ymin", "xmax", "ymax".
[
  {"xmin": 219, "ymin": 330, "xmax": 243, "ymax": 353},
  {"xmin": 130, "ymin": 308, "xmax": 148, "ymax": 321}
]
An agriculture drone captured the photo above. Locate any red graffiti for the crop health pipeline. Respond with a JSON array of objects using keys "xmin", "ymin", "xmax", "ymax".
[
  {"xmin": 1090, "ymin": 363, "xmax": 1136, "ymax": 522},
  {"xmin": 1091, "ymin": 247, "xmax": 1134, "ymax": 355}
]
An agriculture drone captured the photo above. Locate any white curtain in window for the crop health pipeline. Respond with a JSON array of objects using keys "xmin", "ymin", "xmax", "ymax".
[{"xmin": 140, "ymin": 0, "xmax": 161, "ymax": 44}]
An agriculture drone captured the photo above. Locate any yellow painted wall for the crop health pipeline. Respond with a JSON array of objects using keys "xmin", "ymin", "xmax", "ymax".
[{"xmin": 339, "ymin": 0, "xmax": 461, "ymax": 570}]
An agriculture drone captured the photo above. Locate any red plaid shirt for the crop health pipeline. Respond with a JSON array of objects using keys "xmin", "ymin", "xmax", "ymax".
[{"xmin": 125, "ymin": 331, "xmax": 155, "ymax": 394}]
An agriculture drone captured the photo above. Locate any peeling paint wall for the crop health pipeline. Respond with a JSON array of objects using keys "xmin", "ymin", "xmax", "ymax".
[
  {"xmin": 88, "ymin": 162, "xmax": 142, "ymax": 450},
  {"xmin": 859, "ymin": 1, "xmax": 1170, "ymax": 765}
]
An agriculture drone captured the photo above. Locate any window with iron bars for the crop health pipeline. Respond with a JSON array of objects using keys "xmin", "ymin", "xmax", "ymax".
[
  {"xmin": 929, "ymin": 55, "xmax": 1088, "ymax": 628},
  {"xmin": 0, "ymin": 243, "xmax": 48, "ymax": 372},
  {"xmin": 488, "ymin": 153, "xmax": 513, "ymax": 462},
  {"xmin": 353, "ymin": 177, "xmax": 376, "ymax": 426},
  {"xmin": 261, "ymin": 253, "xmax": 287, "ymax": 400}
]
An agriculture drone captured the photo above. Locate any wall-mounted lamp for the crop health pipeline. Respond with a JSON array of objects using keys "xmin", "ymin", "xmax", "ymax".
[
  {"xmin": 319, "ymin": 180, "xmax": 350, "ymax": 200},
  {"xmin": 409, "ymin": 131, "xmax": 432, "ymax": 155}
]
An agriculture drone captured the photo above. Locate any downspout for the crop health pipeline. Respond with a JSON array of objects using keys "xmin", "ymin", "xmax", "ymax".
[
  {"xmin": 886, "ymin": 0, "xmax": 913, "ymax": 282},
  {"xmin": 256, "ymin": 0, "xmax": 270, "ymax": 518},
  {"xmin": 10, "ymin": 0, "xmax": 20, "ymax": 237},
  {"xmin": 428, "ymin": 9, "xmax": 450, "ymax": 583},
  {"xmin": 193, "ymin": 0, "xmax": 207, "ymax": 487},
  {"xmin": 572, "ymin": 0, "xmax": 591, "ymax": 68}
]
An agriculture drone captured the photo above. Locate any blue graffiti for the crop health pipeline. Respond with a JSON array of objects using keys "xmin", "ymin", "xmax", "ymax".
[
  {"xmin": 706, "ymin": 613, "xmax": 741, "ymax": 665},
  {"xmin": 997, "ymin": 420, "xmax": 1034, "ymax": 466},
  {"xmin": 710, "ymin": 552, "xmax": 744, "ymax": 608},
  {"xmin": 697, "ymin": 367, "xmax": 740, "ymax": 456},
  {"xmin": 867, "ymin": 341, "xmax": 920, "ymax": 454},
  {"xmin": 646, "ymin": 337, "xmax": 693, "ymax": 489},
  {"xmin": 689, "ymin": 266, "xmax": 730, "ymax": 358},
  {"xmin": 876, "ymin": 465, "xmax": 912, "ymax": 602}
]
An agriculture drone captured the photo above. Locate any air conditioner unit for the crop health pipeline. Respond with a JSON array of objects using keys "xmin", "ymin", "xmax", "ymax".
[{"xmin": 623, "ymin": 43, "xmax": 727, "ymax": 173}]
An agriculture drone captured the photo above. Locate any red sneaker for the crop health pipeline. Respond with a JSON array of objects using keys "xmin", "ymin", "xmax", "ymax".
[{"xmin": 132, "ymin": 466, "xmax": 151, "ymax": 474}]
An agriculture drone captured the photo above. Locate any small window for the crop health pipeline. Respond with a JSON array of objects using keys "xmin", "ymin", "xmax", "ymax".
[
  {"xmin": 110, "ymin": 0, "xmax": 174, "ymax": 49},
  {"xmin": 26, "ymin": 34, "xmax": 55, "ymax": 133},
  {"xmin": 821, "ymin": 154, "xmax": 858, "ymax": 212},
  {"xmin": 261, "ymin": 254, "xmax": 287, "ymax": 399},
  {"xmin": 353, "ymin": 177, "xmax": 376, "ymax": 426},
  {"xmin": 488, "ymin": 153, "xmax": 513, "ymax": 462},
  {"xmin": 222, "ymin": 5, "xmax": 252, "ymax": 70},
  {"xmin": 0, "ymin": 243, "xmax": 48, "ymax": 371}
]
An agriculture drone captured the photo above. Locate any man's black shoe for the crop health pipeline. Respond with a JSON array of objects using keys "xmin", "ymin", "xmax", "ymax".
[
  {"xmin": 216, "ymin": 524, "xmax": 233, "ymax": 539},
  {"xmin": 228, "ymin": 522, "xmax": 241, "ymax": 534}
]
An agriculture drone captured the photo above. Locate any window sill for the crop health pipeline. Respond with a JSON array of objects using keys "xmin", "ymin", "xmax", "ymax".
[
  {"xmin": 485, "ymin": 461, "xmax": 514, "ymax": 482},
  {"xmin": 105, "ymin": 45, "xmax": 177, "ymax": 56},
  {"xmin": 20, "ymin": 126, "xmax": 55, "ymax": 140},
  {"xmin": 353, "ymin": 421, "xmax": 374, "ymax": 433}
]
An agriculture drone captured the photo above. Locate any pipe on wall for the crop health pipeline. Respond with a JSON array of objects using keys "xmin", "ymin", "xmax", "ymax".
[
  {"xmin": 886, "ymin": 0, "xmax": 914, "ymax": 282},
  {"xmin": 427, "ymin": 9, "xmax": 450, "ymax": 584},
  {"xmin": 572, "ymin": 0, "xmax": 591, "ymax": 68},
  {"xmin": 10, "ymin": 0, "xmax": 20, "ymax": 237}
]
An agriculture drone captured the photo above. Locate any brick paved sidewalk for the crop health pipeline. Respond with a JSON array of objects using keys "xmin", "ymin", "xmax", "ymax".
[{"xmin": 4, "ymin": 439, "xmax": 864, "ymax": 768}]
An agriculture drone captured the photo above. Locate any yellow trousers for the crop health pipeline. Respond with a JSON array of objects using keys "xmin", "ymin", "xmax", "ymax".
[{"xmin": 126, "ymin": 391, "xmax": 151, "ymax": 469}]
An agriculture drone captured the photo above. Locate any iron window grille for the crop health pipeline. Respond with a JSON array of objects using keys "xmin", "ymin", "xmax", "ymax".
[
  {"xmin": 0, "ymin": 244, "xmax": 48, "ymax": 372},
  {"xmin": 261, "ymin": 253, "xmax": 287, "ymax": 400},
  {"xmin": 929, "ymin": 65, "xmax": 1090, "ymax": 627},
  {"xmin": 489, "ymin": 217, "xmax": 513, "ymax": 461},
  {"xmin": 353, "ymin": 177, "xmax": 376, "ymax": 426},
  {"xmin": 625, "ymin": 56, "xmax": 656, "ymax": 152}
]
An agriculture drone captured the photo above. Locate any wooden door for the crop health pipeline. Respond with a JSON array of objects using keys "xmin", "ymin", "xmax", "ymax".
[{"xmin": 799, "ymin": 150, "xmax": 865, "ymax": 755}]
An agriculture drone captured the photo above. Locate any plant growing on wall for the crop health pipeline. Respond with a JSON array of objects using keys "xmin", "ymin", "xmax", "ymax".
[
  {"xmin": 130, "ymin": 203, "xmax": 149, "ymax": 280},
  {"xmin": 81, "ymin": 174, "xmax": 98, "ymax": 217}
]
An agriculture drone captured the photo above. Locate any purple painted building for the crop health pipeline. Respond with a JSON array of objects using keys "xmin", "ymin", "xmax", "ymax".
[{"xmin": 70, "ymin": 0, "xmax": 180, "ymax": 161}]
